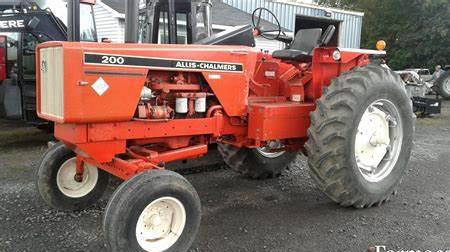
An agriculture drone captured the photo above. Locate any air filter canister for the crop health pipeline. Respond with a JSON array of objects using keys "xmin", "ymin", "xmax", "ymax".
[
  {"xmin": 195, "ymin": 97, "xmax": 206, "ymax": 113},
  {"xmin": 176, "ymin": 98, "xmax": 188, "ymax": 113}
]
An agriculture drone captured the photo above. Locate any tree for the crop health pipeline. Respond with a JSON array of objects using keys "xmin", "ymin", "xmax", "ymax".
[{"xmin": 317, "ymin": 0, "xmax": 450, "ymax": 70}]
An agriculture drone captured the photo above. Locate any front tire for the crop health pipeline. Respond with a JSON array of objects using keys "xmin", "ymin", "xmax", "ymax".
[
  {"xmin": 103, "ymin": 170, "xmax": 201, "ymax": 252},
  {"xmin": 36, "ymin": 143, "xmax": 109, "ymax": 211},
  {"xmin": 305, "ymin": 65, "xmax": 414, "ymax": 208}
]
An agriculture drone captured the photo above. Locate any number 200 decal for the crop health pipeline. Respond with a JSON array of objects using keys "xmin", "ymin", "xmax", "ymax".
[{"xmin": 101, "ymin": 56, "xmax": 125, "ymax": 65}]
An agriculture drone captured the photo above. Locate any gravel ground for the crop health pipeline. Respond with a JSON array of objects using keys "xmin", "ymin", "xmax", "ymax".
[{"xmin": 0, "ymin": 102, "xmax": 449, "ymax": 252}]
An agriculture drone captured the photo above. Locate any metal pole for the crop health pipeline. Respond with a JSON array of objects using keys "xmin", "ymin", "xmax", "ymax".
[
  {"xmin": 125, "ymin": 0, "xmax": 140, "ymax": 43},
  {"xmin": 67, "ymin": 0, "xmax": 80, "ymax": 41},
  {"xmin": 167, "ymin": 0, "xmax": 177, "ymax": 44}
]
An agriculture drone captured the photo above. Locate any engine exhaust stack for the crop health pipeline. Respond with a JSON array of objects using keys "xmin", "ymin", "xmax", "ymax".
[{"xmin": 202, "ymin": 0, "xmax": 213, "ymax": 38}]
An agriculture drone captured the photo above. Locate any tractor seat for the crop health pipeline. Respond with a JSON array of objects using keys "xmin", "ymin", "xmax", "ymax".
[
  {"xmin": 272, "ymin": 49, "xmax": 312, "ymax": 62},
  {"xmin": 272, "ymin": 25, "xmax": 335, "ymax": 62}
]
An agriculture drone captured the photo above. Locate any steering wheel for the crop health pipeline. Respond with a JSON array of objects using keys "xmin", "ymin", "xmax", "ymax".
[{"xmin": 252, "ymin": 7, "xmax": 282, "ymax": 40}]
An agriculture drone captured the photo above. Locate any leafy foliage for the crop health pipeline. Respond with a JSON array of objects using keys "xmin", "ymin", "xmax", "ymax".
[{"xmin": 317, "ymin": 0, "xmax": 450, "ymax": 70}]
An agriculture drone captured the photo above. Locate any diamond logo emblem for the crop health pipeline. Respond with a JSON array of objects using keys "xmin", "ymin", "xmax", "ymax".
[{"xmin": 91, "ymin": 77, "xmax": 109, "ymax": 96}]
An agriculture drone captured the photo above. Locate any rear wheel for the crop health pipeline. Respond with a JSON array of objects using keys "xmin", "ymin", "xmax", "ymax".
[
  {"xmin": 218, "ymin": 141, "xmax": 297, "ymax": 179},
  {"xmin": 103, "ymin": 170, "xmax": 201, "ymax": 252},
  {"xmin": 305, "ymin": 65, "xmax": 414, "ymax": 208},
  {"xmin": 435, "ymin": 71, "xmax": 450, "ymax": 99},
  {"xmin": 35, "ymin": 143, "xmax": 109, "ymax": 210}
]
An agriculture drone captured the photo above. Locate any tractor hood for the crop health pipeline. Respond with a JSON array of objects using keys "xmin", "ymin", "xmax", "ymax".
[{"xmin": 36, "ymin": 42, "xmax": 259, "ymax": 123}]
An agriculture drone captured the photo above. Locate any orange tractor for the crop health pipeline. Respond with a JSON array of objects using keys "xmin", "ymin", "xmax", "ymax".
[{"xmin": 35, "ymin": 2, "xmax": 414, "ymax": 252}]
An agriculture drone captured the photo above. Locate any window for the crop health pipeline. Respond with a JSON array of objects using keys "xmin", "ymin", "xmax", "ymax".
[
  {"xmin": 35, "ymin": 0, "xmax": 67, "ymax": 22},
  {"xmin": 158, "ymin": 11, "xmax": 169, "ymax": 43},
  {"xmin": 0, "ymin": 32, "xmax": 40, "ymax": 77},
  {"xmin": 79, "ymin": 4, "xmax": 97, "ymax": 42},
  {"xmin": 33, "ymin": 1, "xmax": 97, "ymax": 42},
  {"xmin": 418, "ymin": 70, "xmax": 430, "ymax": 75},
  {"xmin": 0, "ymin": 33, "xmax": 19, "ymax": 75},
  {"xmin": 175, "ymin": 13, "xmax": 188, "ymax": 44},
  {"xmin": 22, "ymin": 33, "xmax": 38, "ymax": 76},
  {"xmin": 158, "ymin": 12, "xmax": 188, "ymax": 44}
]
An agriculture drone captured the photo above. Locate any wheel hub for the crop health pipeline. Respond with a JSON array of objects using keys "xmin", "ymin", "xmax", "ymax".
[
  {"xmin": 56, "ymin": 158, "xmax": 99, "ymax": 198},
  {"xmin": 354, "ymin": 100, "xmax": 403, "ymax": 183},
  {"xmin": 149, "ymin": 215, "xmax": 162, "ymax": 226},
  {"xmin": 355, "ymin": 106, "xmax": 390, "ymax": 169},
  {"xmin": 256, "ymin": 140, "xmax": 286, "ymax": 159},
  {"xmin": 136, "ymin": 197, "xmax": 186, "ymax": 252}
]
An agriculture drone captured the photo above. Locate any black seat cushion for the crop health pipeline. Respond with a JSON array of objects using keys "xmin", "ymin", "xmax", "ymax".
[
  {"xmin": 272, "ymin": 49, "xmax": 312, "ymax": 62},
  {"xmin": 272, "ymin": 28, "xmax": 323, "ymax": 62}
]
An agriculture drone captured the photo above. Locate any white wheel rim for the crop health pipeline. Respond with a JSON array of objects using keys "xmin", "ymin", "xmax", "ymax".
[
  {"xmin": 136, "ymin": 197, "xmax": 186, "ymax": 252},
  {"xmin": 354, "ymin": 99, "xmax": 403, "ymax": 183},
  {"xmin": 256, "ymin": 140, "xmax": 286, "ymax": 159},
  {"xmin": 56, "ymin": 157, "xmax": 99, "ymax": 198}
]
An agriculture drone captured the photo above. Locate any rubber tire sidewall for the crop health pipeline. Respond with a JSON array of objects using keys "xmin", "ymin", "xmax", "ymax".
[
  {"xmin": 248, "ymin": 149, "xmax": 297, "ymax": 178},
  {"xmin": 348, "ymin": 84, "xmax": 414, "ymax": 202},
  {"xmin": 104, "ymin": 170, "xmax": 201, "ymax": 252},
  {"xmin": 36, "ymin": 143, "xmax": 109, "ymax": 211},
  {"xmin": 436, "ymin": 71, "xmax": 450, "ymax": 99},
  {"xmin": 306, "ymin": 65, "xmax": 415, "ymax": 207},
  {"xmin": 219, "ymin": 143, "xmax": 297, "ymax": 179}
]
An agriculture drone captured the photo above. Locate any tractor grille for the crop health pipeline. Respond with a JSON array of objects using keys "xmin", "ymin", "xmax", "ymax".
[{"xmin": 39, "ymin": 47, "xmax": 64, "ymax": 119}]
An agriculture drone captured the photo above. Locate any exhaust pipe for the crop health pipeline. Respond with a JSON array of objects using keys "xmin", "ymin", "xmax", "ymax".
[
  {"xmin": 125, "ymin": 0, "xmax": 140, "ymax": 43},
  {"xmin": 202, "ymin": 0, "xmax": 213, "ymax": 38}
]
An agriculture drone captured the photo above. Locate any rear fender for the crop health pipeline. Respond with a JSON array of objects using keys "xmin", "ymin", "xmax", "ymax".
[{"xmin": 307, "ymin": 47, "xmax": 383, "ymax": 100}]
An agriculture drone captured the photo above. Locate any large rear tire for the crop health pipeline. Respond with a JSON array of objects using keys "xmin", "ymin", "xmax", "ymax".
[
  {"xmin": 218, "ymin": 143, "xmax": 297, "ymax": 179},
  {"xmin": 435, "ymin": 71, "xmax": 450, "ymax": 99},
  {"xmin": 103, "ymin": 170, "xmax": 201, "ymax": 252},
  {"xmin": 305, "ymin": 65, "xmax": 414, "ymax": 208}
]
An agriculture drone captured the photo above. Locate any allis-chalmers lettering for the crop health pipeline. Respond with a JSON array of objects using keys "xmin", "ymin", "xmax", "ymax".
[
  {"xmin": 175, "ymin": 61, "xmax": 238, "ymax": 71},
  {"xmin": 84, "ymin": 53, "xmax": 243, "ymax": 73}
]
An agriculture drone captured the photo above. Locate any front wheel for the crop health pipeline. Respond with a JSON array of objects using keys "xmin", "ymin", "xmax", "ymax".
[
  {"xmin": 35, "ymin": 143, "xmax": 110, "ymax": 211},
  {"xmin": 305, "ymin": 65, "xmax": 415, "ymax": 208},
  {"xmin": 103, "ymin": 170, "xmax": 201, "ymax": 252}
]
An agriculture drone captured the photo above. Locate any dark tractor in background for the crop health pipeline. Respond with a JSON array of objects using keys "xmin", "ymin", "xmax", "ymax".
[{"xmin": 0, "ymin": 0, "xmax": 97, "ymax": 126}]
